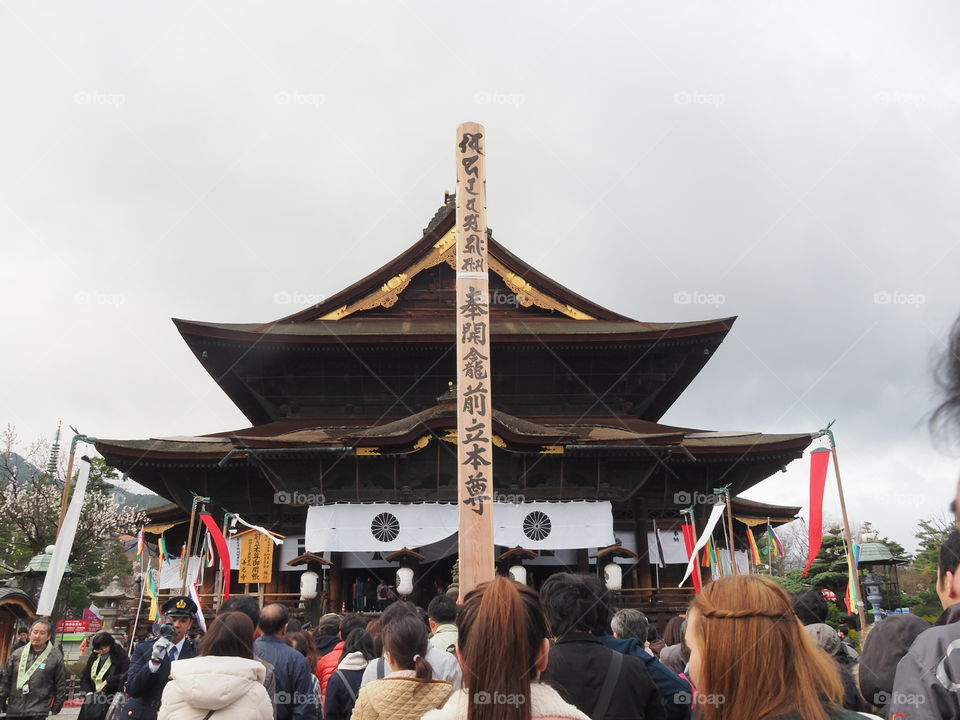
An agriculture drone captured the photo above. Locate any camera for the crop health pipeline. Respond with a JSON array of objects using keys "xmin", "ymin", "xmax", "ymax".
[{"xmin": 154, "ymin": 622, "xmax": 177, "ymax": 641}]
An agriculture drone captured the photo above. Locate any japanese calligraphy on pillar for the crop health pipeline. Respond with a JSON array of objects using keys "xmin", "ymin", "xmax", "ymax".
[{"xmin": 456, "ymin": 121, "xmax": 495, "ymax": 597}]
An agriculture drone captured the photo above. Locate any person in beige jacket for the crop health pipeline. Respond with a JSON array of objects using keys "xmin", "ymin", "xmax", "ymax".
[
  {"xmin": 159, "ymin": 612, "xmax": 272, "ymax": 720},
  {"xmin": 352, "ymin": 615, "xmax": 451, "ymax": 720}
]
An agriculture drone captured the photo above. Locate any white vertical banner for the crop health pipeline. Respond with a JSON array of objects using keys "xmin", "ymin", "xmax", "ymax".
[
  {"xmin": 679, "ymin": 504, "xmax": 726, "ymax": 588},
  {"xmin": 37, "ymin": 462, "xmax": 90, "ymax": 615}
]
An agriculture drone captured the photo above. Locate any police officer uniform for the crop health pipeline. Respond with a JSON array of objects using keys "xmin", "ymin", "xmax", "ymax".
[{"xmin": 121, "ymin": 596, "xmax": 197, "ymax": 720}]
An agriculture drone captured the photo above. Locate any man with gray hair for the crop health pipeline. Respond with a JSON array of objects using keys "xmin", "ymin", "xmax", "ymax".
[
  {"xmin": 601, "ymin": 610, "xmax": 692, "ymax": 720},
  {"xmin": 610, "ymin": 609, "xmax": 650, "ymax": 646}
]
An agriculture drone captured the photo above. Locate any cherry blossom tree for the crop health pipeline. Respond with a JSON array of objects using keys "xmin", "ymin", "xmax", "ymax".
[{"xmin": 0, "ymin": 424, "xmax": 147, "ymax": 613}]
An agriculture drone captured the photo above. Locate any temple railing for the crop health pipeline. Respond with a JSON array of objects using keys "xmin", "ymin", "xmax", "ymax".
[{"xmin": 612, "ymin": 587, "xmax": 695, "ymax": 614}]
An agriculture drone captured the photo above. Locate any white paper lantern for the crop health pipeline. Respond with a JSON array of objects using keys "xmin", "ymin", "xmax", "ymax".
[
  {"xmin": 603, "ymin": 562, "xmax": 622, "ymax": 591},
  {"xmin": 508, "ymin": 565, "xmax": 527, "ymax": 585},
  {"xmin": 396, "ymin": 567, "xmax": 415, "ymax": 597},
  {"xmin": 300, "ymin": 570, "xmax": 319, "ymax": 600}
]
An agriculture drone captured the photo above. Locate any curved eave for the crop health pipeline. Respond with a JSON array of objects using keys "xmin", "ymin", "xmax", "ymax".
[
  {"xmin": 97, "ymin": 430, "xmax": 813, "ymax": 464},
  {"xmin": 237, "ymin": 413, "xmax": 574, "ymax": 449},
  {"xmin": 730, "ymin": 496, "xmax": 802, "ymax": 519},
  {"xmin": 675, "ymin": 433, "xmax": 813, "ymax": 458},
  {"xmin": 96, "ymin": 438, "xmax": 231, "ymax": 464},
  {"xmin": 173, "ymin": 317, "xmax": 736, "ymax": 346}
]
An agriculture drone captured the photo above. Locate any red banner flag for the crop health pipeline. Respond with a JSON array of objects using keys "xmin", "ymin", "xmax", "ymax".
[
  {"xmin": 681, "ymin": 523, "xmax": 703, "ymax": 593},
  {"xmin": 199, "ymin": 512, "xmax": 231, "ymax": 602},
  {"xmin": 803, "ymin": 448, "xmax": 832, "ymax": 577}
]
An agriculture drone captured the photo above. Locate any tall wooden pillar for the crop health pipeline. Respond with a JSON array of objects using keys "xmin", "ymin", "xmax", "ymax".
[
  {"xmin": 576, "ymin": 548, "xmax": 590, "ymax": 574},
  {"xmin": 329, "ymin": 552, "xmax": 343, "ymax": 611},
  {"xmin": 633, "ymin": 499, "xmax": 653, "ymax": 587}
]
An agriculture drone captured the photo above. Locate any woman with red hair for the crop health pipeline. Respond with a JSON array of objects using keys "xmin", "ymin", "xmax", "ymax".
[{"xmin": 685, "ymin": 575, "xmax": 880, "ymax": 720}]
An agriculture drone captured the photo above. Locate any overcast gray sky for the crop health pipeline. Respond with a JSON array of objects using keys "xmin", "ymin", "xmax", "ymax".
[{"xmin": 2, "ymin": 1, "xmax": 959, "ymax": 553}]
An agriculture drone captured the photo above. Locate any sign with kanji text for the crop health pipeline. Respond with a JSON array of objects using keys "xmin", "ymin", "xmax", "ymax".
[
  {"xmin": 455, "ymin": 121, "xmax": 495, "ymax": 597},
  {"xmin": 238, "ymin": 531, "xmax": 274, "ymax": 584}
]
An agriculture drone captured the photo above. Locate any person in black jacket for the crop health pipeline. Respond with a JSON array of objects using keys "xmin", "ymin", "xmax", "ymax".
[
  {"xmin": 539, "ymin": 573, "xmax": 665, "ymax": 720},
  {"xmin": 121, "ymin": 595, "xmax": 198, "ymax": 720},
  {"xmin": 323, "ymin": 629, "xmax": 375, "ymax": 720},
  {"xmin": 78, "ymin": 632, "xmax": 129, "ymax": 720}
]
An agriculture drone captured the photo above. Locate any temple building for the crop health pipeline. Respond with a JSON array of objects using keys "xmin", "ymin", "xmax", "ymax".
[{"xmin": 96, "ymin": 197, "xmax": 809, "ymax": 614}]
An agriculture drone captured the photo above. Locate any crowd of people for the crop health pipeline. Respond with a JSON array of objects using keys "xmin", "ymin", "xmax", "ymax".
[
  {"xmin": 5, "ymin": 561, "xmax": 960, "ymax": 720},
  {"xmin": 2, "ymin": 532, "xmax": 960, "ymax": 720}
]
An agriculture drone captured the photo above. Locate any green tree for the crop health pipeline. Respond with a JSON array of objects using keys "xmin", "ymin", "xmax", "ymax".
[
  {"xmin": 807, "ymin": 533, "xmax": 851, "ymax": 600},
  {"xmin": 914, "ymin": 514, "xmax": 954, "ymax": 572},
  {"xmin": 766, "ymin": 568, "xmax": 810, "ymax": 594},
  {"xmin": 878, "ymin": 536, "xmax": 909, "ymax": 563}
]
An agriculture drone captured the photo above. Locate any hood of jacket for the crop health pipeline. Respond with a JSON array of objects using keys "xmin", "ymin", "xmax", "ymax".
[
  {"xmin": 316, "ymin": 633, "xmax": 341, "ymax": 656},
  {"xmin": 338, "ymin": 651, "xmax": 369, "ymax": 671},
  {"xmin": 859, "ymin": 613, "xmax": 932, "ymax": 705},
  {"xmin": 168, "ymin": 656, "xmax": 267, "ymax": 710}
]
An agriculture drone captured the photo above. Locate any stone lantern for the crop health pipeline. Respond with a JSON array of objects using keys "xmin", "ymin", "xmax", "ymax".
[{"xmin": 89, "ymin": 576, "xmax": 135, "ymax": 636}]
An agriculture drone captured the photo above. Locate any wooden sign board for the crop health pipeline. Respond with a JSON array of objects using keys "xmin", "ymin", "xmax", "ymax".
[{"xmin": 238, "ymin": 530, "xmax": 274, "ymax": 584}]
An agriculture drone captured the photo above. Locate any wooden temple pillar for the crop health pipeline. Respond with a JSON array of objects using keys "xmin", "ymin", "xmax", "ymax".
[
  {"xmin": 633, "ymin": 499, "xmax": 653, "ymax": 587},
  {"xmin": 576, "ymin": 549, "xmax": 590, "ymax": 574},
  {"xmin": 329, "ymin": 552, "xmax": 343, "ymax": 612}
]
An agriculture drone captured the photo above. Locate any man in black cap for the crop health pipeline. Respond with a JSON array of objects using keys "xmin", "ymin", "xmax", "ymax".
[{"xmin": 121, "ymin": 595, "xmax": 197, "ymax": 720}]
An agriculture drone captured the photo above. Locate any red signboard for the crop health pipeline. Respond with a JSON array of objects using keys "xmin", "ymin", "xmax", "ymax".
[{"xmin": 55, "ymin": 619, "xmax": 102, "ymax": 633}]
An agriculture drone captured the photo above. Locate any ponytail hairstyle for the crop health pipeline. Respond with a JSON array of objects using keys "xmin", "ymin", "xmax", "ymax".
[
  {"xmin": 689, "ymin": 575, "xmax": 844, "ymax": 720},
  {"xmin": 381, "ymin": 614, "xmax": 433, "ymax": 691},
  {"xmin": 458, "ymin": 576, "xmax": 546, "ymax": 720}
]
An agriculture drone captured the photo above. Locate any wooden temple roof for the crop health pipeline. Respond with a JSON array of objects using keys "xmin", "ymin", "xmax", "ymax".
[
  {"xmin": 95, "ymin": 405, "xmax": 812, "ymax": 462},
  {"xmin": 729, "ymin": 496, "xmax": 802, "ymax": 522},
  {"xmin": 167, "ymin": 198, "xmax": 738, "ymax": 427},
  {"xmin": 94, "ymin": 195, "xmax": 812, "ymax": 518},
  {"xmin": 272, "ymin": 200, "xmax": 630, "ymax": 324},
  {"xmin": 173, "ymin": 198, "xmax": 735, "ymax": 344}
]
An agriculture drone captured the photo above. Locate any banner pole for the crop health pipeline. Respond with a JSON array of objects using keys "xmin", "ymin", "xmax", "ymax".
[
  {"xmin": 826, "ymin": 427, "xmax": 869, "ymax": 631},
  {"xmin": 129, "ymin": 557, "xmax": 148, "ymax": 656}
]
